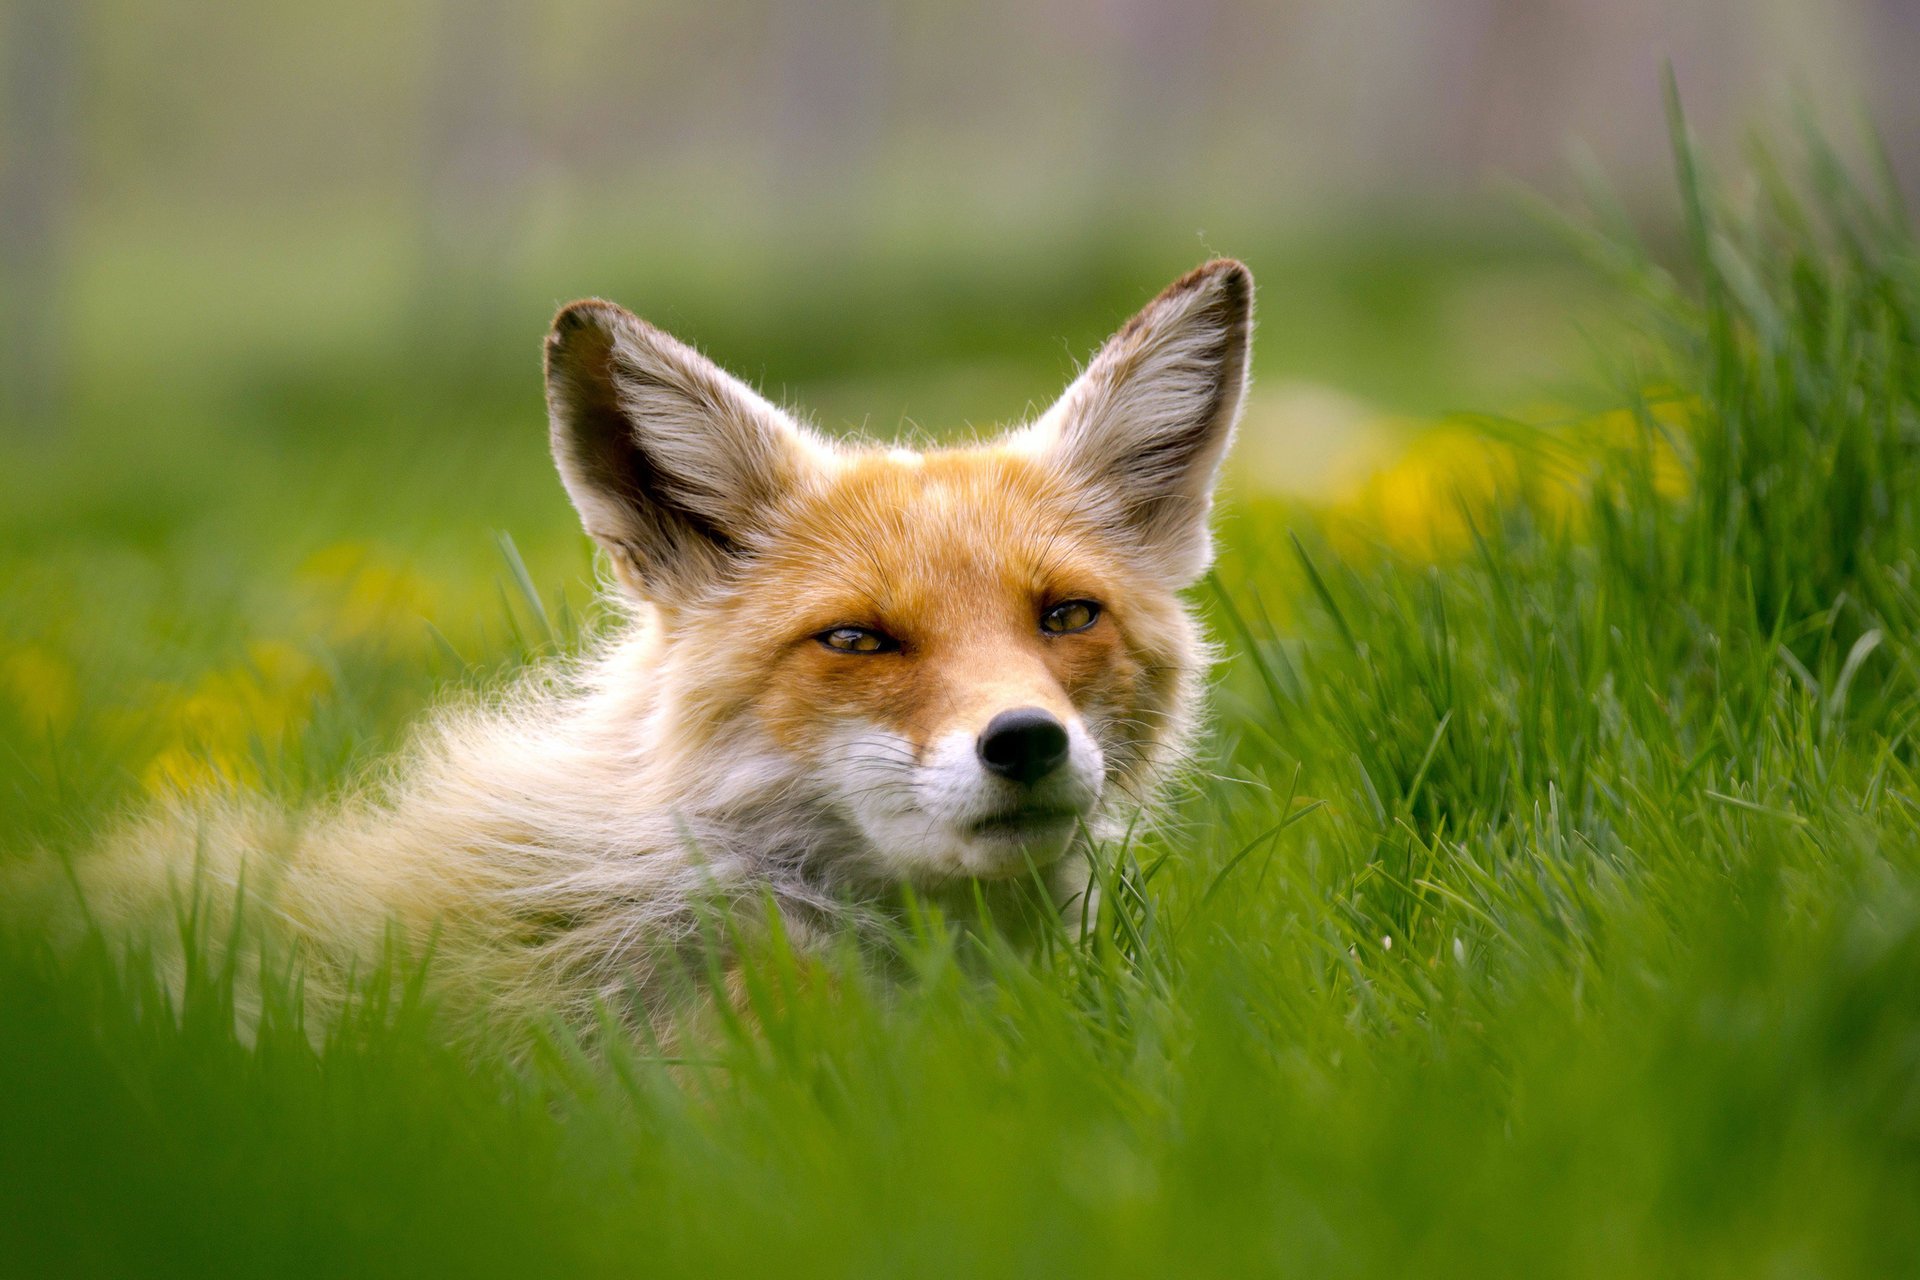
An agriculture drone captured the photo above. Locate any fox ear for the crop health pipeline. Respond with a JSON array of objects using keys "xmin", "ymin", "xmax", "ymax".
[
  {"xmin": 1023, "ymin": 259, "xmax": 1252, "ymax": 587},
  {"xmin": 545, "ymin": 300, "xmax": 831, "ymax": 603}
]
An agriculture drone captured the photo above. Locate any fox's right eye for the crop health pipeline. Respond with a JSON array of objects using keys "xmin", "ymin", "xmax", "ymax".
[{"xmin": 817, "ymin": 626, "xmax": 900, "ymax": 654}]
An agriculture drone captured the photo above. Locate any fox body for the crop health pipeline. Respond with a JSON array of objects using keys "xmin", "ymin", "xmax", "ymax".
[{"xmin": 71, "ymin": 260, "xmax": 1253, "ymax": 1034}]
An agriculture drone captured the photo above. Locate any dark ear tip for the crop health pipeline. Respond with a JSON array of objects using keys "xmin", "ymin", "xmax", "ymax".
[
  {"xmin": 548, "ymin": 298, "xmax": 629, "ymax": 347},
  {"xmin": 1196, "ymin": 256, "xmax": 1251, "ymax": 283},
  {"xmin": 1188, "ymin": 258, "xmax": 1253, "ymax": 308},
  {"xmin": 1149, "ymin": 259, "xmax": 1253, "ymax": 332}
]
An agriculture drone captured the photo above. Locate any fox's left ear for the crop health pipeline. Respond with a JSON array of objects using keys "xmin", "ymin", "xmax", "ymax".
[{"xmin": 1020, "ymin": 259, "xmax": 1252, "ymax": 587}]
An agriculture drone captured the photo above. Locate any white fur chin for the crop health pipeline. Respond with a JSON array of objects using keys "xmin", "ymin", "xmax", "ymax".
[{"xmin": 826, "ymin": 724, "xmax": 1104, "ymax": 884}]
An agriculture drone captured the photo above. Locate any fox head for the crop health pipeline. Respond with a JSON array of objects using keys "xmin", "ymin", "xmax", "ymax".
[{"xmin": 544, "ymin": 260, "xmax": 1251, "ymax": 886}]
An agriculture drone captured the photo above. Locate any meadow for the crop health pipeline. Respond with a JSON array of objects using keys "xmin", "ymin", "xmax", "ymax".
[{"xmin": 3, "ymin": 105, "xmax": 1918, "ymax": 1277}]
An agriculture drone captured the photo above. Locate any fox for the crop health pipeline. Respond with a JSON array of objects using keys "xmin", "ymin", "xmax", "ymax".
[{"xmin": 54, "ymin": 258, "xmax": 1253, "ymax": 1039}]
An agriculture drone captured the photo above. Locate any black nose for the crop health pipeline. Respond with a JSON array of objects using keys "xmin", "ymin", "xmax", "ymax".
[{"xmin": 977, "ymin": 707, "xmax": 1070, "ymax": 785}]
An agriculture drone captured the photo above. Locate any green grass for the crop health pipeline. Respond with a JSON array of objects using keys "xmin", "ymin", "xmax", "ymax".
[{"xmin": 4, "ymin": 102, "xmax": 1920, "ymax": 1277}]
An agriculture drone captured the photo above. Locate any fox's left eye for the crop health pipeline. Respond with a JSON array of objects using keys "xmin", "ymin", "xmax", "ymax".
[
  {"xmin": 817, "ymin": 626, "xmax": 899, "ymax": 654},
  {"xmin": 1040, "ymin": 599, "xmax": 1102, "ymax": 635}
]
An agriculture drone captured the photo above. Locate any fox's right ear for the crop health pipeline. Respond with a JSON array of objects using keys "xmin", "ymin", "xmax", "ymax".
[
  {"xmin": 544, "ymin": 300, "xmax": 832, "ymax": 604},
  {"xmin": 1019, "ymin": 259, "xmax": 1252, "ymax": 588}
]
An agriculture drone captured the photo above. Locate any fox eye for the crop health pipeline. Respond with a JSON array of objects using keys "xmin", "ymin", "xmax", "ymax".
[
  {"xmin": 817, "ymin": 626, "xmax": 899, "ymax": 654},
  {"xmin": 1040, "ymin": 599, "xmax": 1101, "ymax": 635}
]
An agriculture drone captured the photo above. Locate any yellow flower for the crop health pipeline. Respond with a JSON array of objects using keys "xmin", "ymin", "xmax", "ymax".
[
  {"xmin": 296, "ymin": 542, "xmax": 440, "ymax": 650},
  {"xmin": 137, "ymin": 641, "xmax": 331, "ymax": 797},
  {"xmin": 141, "ymin": 741, "xmax": 245, "ymax": 796},
  {"xmin": 1583, "ymin": 399, "xmax": 1693, "ymax": 500},
  {"xmin": 245, "ymin": 639, "xmax": 329, "ymax": 707},
  {"xmin": 1, "ymin": 645, "xmax": 79, "ymax": 731},
  {"xmin": 1332, "ymin": 426, "xmax": 1520, "ymax": 557},
  {"xmin": 1324, "ymin": 394, "xmax": 1698, "ymax": 560}
]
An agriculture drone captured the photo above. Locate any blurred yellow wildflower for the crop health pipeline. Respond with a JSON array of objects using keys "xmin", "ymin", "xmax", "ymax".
[
  {"xmin": 1332, "ymin": 426, "xmax": 1521, "ymax": 558},
  {"xmin": 296, "ymin": 541, "xmax": 440, "ymax": 651},
  {"xmin": 1326, "ymin": 397, "xmax": 1696, "ymax": 559},
  {"xmin": 1, "ymin": 644, "xmax": 79, "ymax": 732},
  {"xmin": 1585, "ymin": 400, "xmax": 1693, "ymax": 500},
  {"xmin": 137, "ymin": 640, "xmax": 330, "ymax": 796}
]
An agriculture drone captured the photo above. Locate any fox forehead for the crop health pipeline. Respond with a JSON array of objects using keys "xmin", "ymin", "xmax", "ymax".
[{"xmin": 743, "ymin": 442, "xmax": 1133, "ymax": 636}]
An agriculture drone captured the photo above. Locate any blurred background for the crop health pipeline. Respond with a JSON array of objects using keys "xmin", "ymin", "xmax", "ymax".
[
  {"xmin": 2, "ymin": 0, "xmax": 1917, "ymax": 827},
  {"xmin": 5, "ymin": 0, "xmax": 1916, "ymax": 435}
]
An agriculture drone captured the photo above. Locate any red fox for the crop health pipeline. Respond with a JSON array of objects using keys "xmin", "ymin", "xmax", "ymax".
[{"xmin": 68, "ymin": 259, "xmax": 1253, "ymax": 1036}]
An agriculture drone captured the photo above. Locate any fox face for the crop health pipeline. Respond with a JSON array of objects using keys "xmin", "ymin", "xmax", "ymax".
[{"xmin": 545, "ymin": 261, "xmax": 1252, "ymax": 886}]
